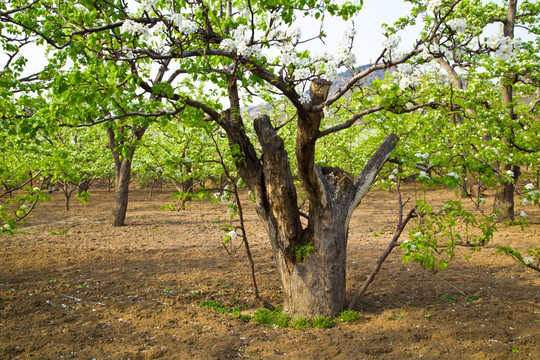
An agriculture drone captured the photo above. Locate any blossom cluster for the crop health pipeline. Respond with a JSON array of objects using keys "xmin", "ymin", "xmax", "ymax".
[
  {"xmin": 218, "ymin": 25, "xmax": 263, "ymax": 60},
  {"xmin": 486, "ymin": 34, "xmax": 521, "ymax": 60},
  {"xmin": 447, "ymin": 171, "xmax": 460, "ymax": 179},
  {"xmin": 120, "ymin": 20, "xmax": 150, "ymax": 38},
  {"xmin": 167, "ymin": 13, "xmax": 198, "ymax": 36},
  {"xmin": 139, "ymin": 0, "xmax": 157, "ymax": 13},
  {"xmin": 383, "ymin": 34, "xmax": 401, "ymax": 56},
  {"xmin": 335, "ymin": 42, "xmax": 356, "ymax": 68},
  {"xmin": 298, "ymin": 91, "xmax": 311, "ymax": 105},
  {"xmin": 447, "ymin": 18, "xmax": 467, "ymax": 33},
  {"xmin": 396, "ymin": 63, "xmax": 421, "ymax": 90},
  {"xmin": 423, "ymin": 0, "xmax": 443, "ymax": 14}
]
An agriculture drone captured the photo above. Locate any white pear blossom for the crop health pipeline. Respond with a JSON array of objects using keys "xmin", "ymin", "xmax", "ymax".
[
  {"xmin": 168, "ymin": 13, "xmax": 198, "ymax": 35},
  {"xmin": 299, "ymin": 91, "xmax": 311, "ymax": 105},
  {"xmin": 519, "ymin": 211, "xmax": 527, "ymax": 218},
  {"xmin": 33, "ymin": 187, "xmax": 40, "ymax": 191},
  {"xmin": 523, "ymin": 257, "xmax": 534, "ymax": 265},
  {"xmin": 220, "ymin": 39, "xmax": 237, "ymax": 52},
  {"xmin": 278, "ymin": 43, "xmax": 296, "ymax": 64},
  {"xmin": 321, "ymin": 61, "xmax": 338, "ymax": 81},
  {"xmin": 383, "ymin": 34, "xmax": 400, "ymax": 50},
  {"xmin": 336, "ymin": 42, "xmax": 356, "ymax": 67},
  {"xmin": 423, "ymin": 0, "xmax": 443, "ymax": 14},
  {"xmin": 120, "ymin": 20, "xmax": 142, "ymax": 36},
  {"xmin": 524, "ymin": 183, "xmax": 535, "ymax": 191},
  {"xmin": 2, "ymin": 224, "xmax": 11, "ymax": 231},
  {"xmin": 285, "ymin": 27, "xmax": 301, "ymax": 42},
  {"xmin": 294, "ymin": 68, "xmax": 310, "ymax": 80},
  {"xmin": 506, "ymin": 170, "xmax": 514, "ymax": 178},
  {"xmin": 520, "ymin": 198, "xmax": 530, "ymax": 205},
  {"xmin": 415, "ymin": 152, "xmax": 430, "ymax": 160},
  {"xmin": 152, "ymin": 21, "xmax": 167, "ymax": 38},
  {"xmin": 239, "ymin": 43, "xmax": 262, "ymax": 60},
  {"xmin": 419, "ymin": 171, "xmax": 430, "ymax": 179},
  {"xmin": 228, "ymin": 230, "xmax": 238, "ymax": 239},
  {"xmin": 486, "ymin": 34, "xmax": 520, "ymax": 60},
  {"xmin": 383, "ymin": 34, "xmax": 401, "ymax": 57},
  {"xmin": 447, "ymin": 171, "xmax": 460, "ymax": 179},
  {"xmin": 396, "ymin": 63, "xmax": 420, "ymax": 90},
  {"xmin": 139, "ymin": 0, "xmax": 157, "ymax": 13},
  {"xmin": 447, "ymin": 18, "xmax": 467, "ymax": 33}
]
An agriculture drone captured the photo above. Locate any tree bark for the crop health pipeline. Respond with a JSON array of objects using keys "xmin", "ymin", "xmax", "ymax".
[
  {"xmin": 107, "ymin": 126, "xmax": 145, "ymax": 227},
  {"xmin": 493, "ymin": 0, "xmax": 519, "ymax": 221},
  {"xmin": 112, "ymin": 158, "xmax": 132, "ymax": 226},
  {"xmin": 248, "ymin": 81, "xmax": 398, "ymax": 317}
]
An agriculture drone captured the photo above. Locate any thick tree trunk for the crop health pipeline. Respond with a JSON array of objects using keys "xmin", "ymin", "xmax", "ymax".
[
  {"xmin": 112, "ymin": 159, "xmax": 132, "ymax": 226},
  {"xmin": 221, "ymin": 76, "xmax": 398, "ymax": 317},
  {"xmin": 272, "ymin": 209, "xmax": 348, "ymax": 317},
  {"xmin": 253, "ymin": 112, "xmax": 398, "ymax": 317}
]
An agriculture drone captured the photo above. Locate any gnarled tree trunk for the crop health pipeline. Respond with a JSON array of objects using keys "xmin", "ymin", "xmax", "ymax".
[{"xmin": 221, "ymin": 78, "xmax": 398, "ymax": 317}]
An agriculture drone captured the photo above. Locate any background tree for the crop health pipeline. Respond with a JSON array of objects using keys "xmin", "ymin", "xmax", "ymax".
[{"xmin": 386, "ymin": 0, "xmax": 540, "ymax": 221}]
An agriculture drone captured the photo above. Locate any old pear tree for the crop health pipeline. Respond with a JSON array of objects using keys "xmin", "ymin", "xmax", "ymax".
[{"xmin": 2, "ymin": 0, "xmax": 539, "ymax": 316}]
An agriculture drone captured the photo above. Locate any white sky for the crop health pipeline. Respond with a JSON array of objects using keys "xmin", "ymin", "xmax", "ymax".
[{"xmin": 298, "ymin": 0, "xmax": 421, "ymax": 65}]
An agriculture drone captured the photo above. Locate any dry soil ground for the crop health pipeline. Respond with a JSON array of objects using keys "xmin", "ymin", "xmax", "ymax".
[{"xmin": 1, "ymin": 184, "xmax": 539, "ymax": 359}]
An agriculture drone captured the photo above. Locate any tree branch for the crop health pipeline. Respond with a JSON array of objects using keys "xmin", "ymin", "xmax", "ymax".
[{"xmin": 346, "ymin": 133, "xmax": 399, "ymax": 220}]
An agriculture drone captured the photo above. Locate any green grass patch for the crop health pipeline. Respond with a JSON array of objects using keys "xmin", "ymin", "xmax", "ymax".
[
  {"xmin": 335, "ymin": 310, "xmax": 360, "ymax": 323},
  {"xmin": 312, "ymin": 316, "xmax": 335, "ymax": 329},
  {"xmin": 291, "ymin": 317, "xmax": 311, "ymax": 330},
  {"xmin": 199, "ymin": 301, "xmax": 247, "ymax": 317},
  {"xmin": 253, "ymin": 306, "xmax": 291, "ymax": 328}
]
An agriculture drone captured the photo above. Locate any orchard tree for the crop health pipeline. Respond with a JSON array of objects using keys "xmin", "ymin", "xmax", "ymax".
[
  {"xmin": 37, "ymin": 0, "xmax": 429, "ymax": 317},
  {"xmin": 385, "ymin": 0, "xmax": 540, "ymax": 221},
  {"xmin": 1, "ymin": 1, "xmax": 54, "ymax": 232},
  {"xmin": 42, "ymin": 126, "xmax": 111, "ymax": 211},
  {"xmin": 5, "ymin": 0, "xmax": 539, "ymax": 316}
]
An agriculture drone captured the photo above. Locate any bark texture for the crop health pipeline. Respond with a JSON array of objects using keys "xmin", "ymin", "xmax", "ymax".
[
  {"xmin": 107, "ymin": 126, "xmax": 146, "ymax": 227},
  {"xmin": 236, "ymin": 80, "xmax": 398, "ymax": 317},
  {"xmin": 493, "ymin": 0, "xmax": 519, "ymax": 221}
]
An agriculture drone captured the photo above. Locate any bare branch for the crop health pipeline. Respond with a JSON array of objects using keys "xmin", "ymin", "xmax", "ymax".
[
  {"xmin": 63, "ymin": 107, "xmax": 184, "ymax": 128},
  {"xmin": 0, "ymin": 171, "xmax": 44, "ymax": 200},
  {"xmin": 313, "ymin": 48, "xmax": 422, "ymax": 111},
  {"xmin": 348, "ymin": 180, "xmax": 416, "ymax": 309}
]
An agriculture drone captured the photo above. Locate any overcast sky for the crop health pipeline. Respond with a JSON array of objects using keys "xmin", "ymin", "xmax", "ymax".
[{"xmin": 299, "ymin": 0, "xmax": 421, "ymax": 65}]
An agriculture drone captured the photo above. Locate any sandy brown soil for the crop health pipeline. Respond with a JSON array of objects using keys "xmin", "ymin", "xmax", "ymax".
[{"xmin": 1, "ymin": 184, "xmax": 539, "ymax": 359}]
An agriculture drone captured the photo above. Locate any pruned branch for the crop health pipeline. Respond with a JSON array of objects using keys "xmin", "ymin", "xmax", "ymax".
[{"xmin": 346, "ymin": 133, "xmax": 399, "ymax": 220}]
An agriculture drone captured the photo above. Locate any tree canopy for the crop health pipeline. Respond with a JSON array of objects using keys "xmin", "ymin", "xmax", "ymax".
[{"xmin": 1, "ymin": 0, "xmax": 539, "ymax": 315}]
